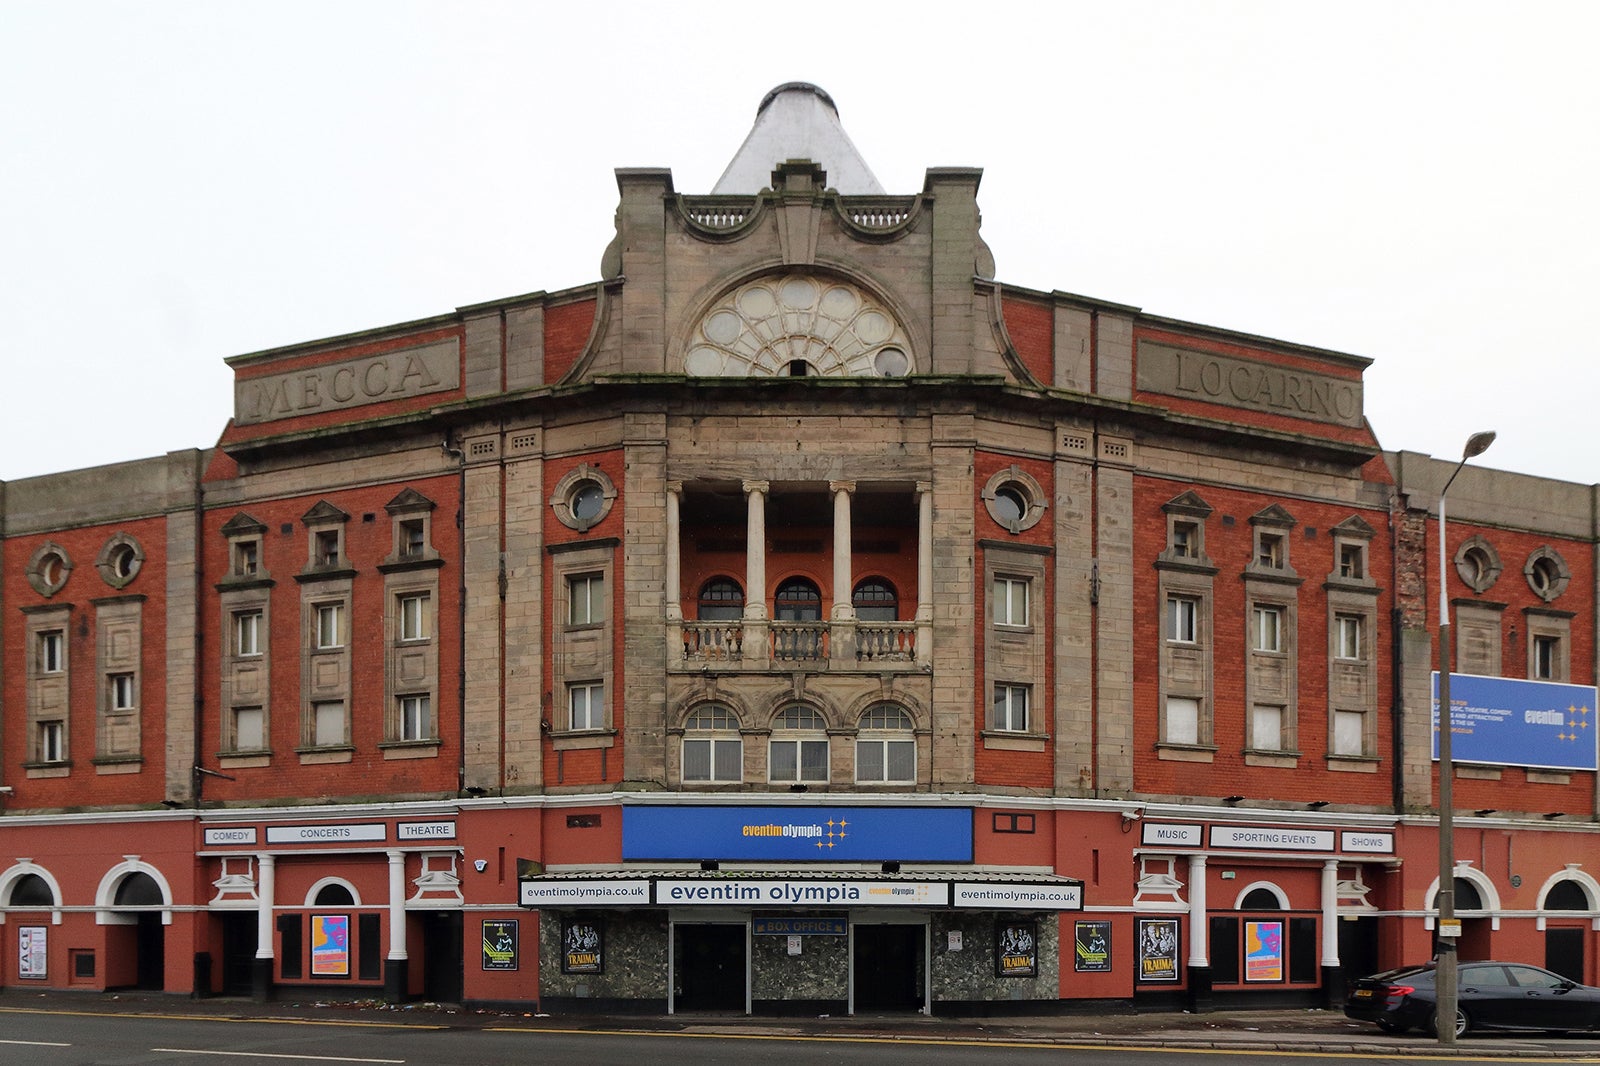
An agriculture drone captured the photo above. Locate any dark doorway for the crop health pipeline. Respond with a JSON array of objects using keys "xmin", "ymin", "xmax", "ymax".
[
  {"xmin": 135, "ymin": 914, "xmax": 165, "ymax": 990},
  {"xmin": 220, "ymin": 912, "xmax": 258, "ymax": 995},
  {"xmin": 1546, "ymin": 926, "xmax": 1585, "ymax": 983},
  {"xmin": 674, "ymin": 924, "xmax": 745, "ymax": 1012},
  {"xmin": 1337, "ymin": 916, "xmax": 1379, "ymax": 987},
  {"xmin": 853, "ymin": 924, "xmax": 924, "ymax": 1012},
  {"xmin": 421, "ymin": 911, "xmax": 464, "ymax": 1002}
]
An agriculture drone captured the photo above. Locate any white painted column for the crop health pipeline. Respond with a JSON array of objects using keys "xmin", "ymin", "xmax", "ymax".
[
  {"xmin": 742, "ymin": 480, "xmax": 769, "ymax": 619},
  {"xmin": 255, "ymin": 854, "xmax": 276, "ymax": 961},
  {"xmin": 665, "ymin": 481, "xmax": 683, "ymax": 622},
  {"xmin": 387, "ymin": 850, "xmax": 408, "ymax": 961},
  {"xmin": 1188, "ymin": 853, "xmax": 1208, "ymax": 968},
  {"xmin": 915, "ymin": 481, "xmax": 934, "ymax": 666},
  {"xmin": 830, "ymin": 480, "xmax": 855, "ymax": 619},
  {"xmin": 1322, "ymin": 860, "xmax": 1341, "ymax": 967}
]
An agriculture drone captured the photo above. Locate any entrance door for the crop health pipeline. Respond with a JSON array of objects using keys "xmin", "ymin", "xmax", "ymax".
[
  {"xmin": 674, "ymin": 924, "xmax": 746, "ymax": 1012},
  {"xmin": 1547, "ymin": 926, "xmax": 1585, "ymax": 983},
  {"xmin": 421, "ymin": 912, "xmax": 464, "ymax": 1002},
  {"xmin": 135, "ymin": 914, "xmax": 165, "ymax": 990},
  {"xmin": 853, "ymin": 924, "xmax": 925, "ymax": 1012},
  {"xmin": 220, "ymin": 912, "xmax": 258, "ymax": 995},
  {"xmin": 1337, "ymin": 916, "xmax": 1378, "ymax": 987}
]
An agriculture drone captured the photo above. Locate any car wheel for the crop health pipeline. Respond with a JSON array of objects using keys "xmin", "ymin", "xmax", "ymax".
[
  {"xmin": 1376, "ymin": 1019, "xmax": 1411, "ymax": 1035},
  {"xmin": 1430, "ymin": 1007, "xmax": 1469, "ymax": 1038}
]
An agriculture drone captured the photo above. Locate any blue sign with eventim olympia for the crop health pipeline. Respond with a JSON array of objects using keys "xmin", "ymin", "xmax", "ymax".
[
  {"xmin": 1432, "ymin": 673, "xmax": 1598, "ymax": 771},
  {"xmin": 622, "ymin": 806, "xmax": 974, "ymax": 862}
]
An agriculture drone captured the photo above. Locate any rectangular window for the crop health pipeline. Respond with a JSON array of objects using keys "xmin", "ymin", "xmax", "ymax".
[
  {"xmin": 1334, "ymin": 614, "xmax": 1363, "ymax": 660},
  {"xmin": 398, "ymin": 594, "xmax": 430, "ymax": 642},
  {"xmin": 1167, "ymin": 596, "xmax": 1198, "ymax": 643},
  {"xmin": 1257, "ymin": 533, "xmax": 1284, "ymax": 569},
  {"xmin": 856, "ymin": 739, "xmax": 916, "ymax": 783},
  {"xmin": 993, "ymin": 576, "xmax": 1029, "ymax": 627},
  {"xmin": 399, "ymin": 519, "xmax": 426, "ymax": 558},
  {"xmin": 1251, "ymin": 704, "xmax": 1284, "ymax": 751},
  {"xmin": 568, "ymin": 573, "xmax": 604, "ymax": 627},
  {"xmin": 314, "ymin": 530, "xmax": 341, "ymax": 567},
  {"xmin": 568, "ymin": 682, "xmax": 604, "ymax": 731},
  {"xmin": 311, "ymin": 701, "xmax": 346, "ymax": 747},
  {"xmin": 398, "ymin": 694, "xmax": 431, "ymax": 741},
  {"xmin": 315, "ymin": 603, "xmax": 343, "ymax": 649},
  {"xmin": 1533, "ymin": 635, "xmax": 1559, "ymax": 680},
  {"xmin": 109, "ymin": 673, "xmax": 136, "ymax": 711},
  {"xmin": 1171, "ymin": 520, "xmax": 1200, "ymax": 558},
  {"xmin": 1338, "ymin": 544, "xmax": 1364, "ymax": 579},
  {"xmin": 683, "ymin": 738, "xmax": 742, "ymax": 782},
  {"xmin": 992, "ymin": 683, "xmax": 1030, "ymax": 732},
  {"xmin": 769, "ymin": 739, "xmax": 829, "ymax": 783},
  {"xmin": 39, "ymin": 631, "xmax": 64, "ymax": 674},
  {"xmin": 38, "ymin": 720, "xmax": 65, "ymax": 762},
  {"xmin": 1332, "ymin": 709, "xmax": 1365, "ymax": 756},
  {"xmin": 235, "ymin": 610, "xmax": 262, "ymax": 657},
  {"xmin": 1253, "ymin": 605, "xmax": 1283, "ymax": 653},
  {"xmin": 233, "ymin": 706, "xmax": 265, "ymax": 751},
  {"xmin": 233, "ymin": 539, "xmax": 260, "ymax": 576},
  {"xmin": 1165, "ymin": 697, "xmax": 1200, "ymax": 746}
]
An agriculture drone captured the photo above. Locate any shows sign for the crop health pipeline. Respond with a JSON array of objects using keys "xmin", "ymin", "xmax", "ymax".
[{"xmin": 1433, "ymin": 674, "xmax": 1598, "ymax": 771}]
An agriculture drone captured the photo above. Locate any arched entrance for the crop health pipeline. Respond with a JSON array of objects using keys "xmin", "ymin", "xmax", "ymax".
[
  {"xmin": 1543, "ymin": 879, "xmax": 1591, "ymax": 982},
  {"xmin": 113, "ymin": 872, "xmax": 166, "ymax": 990}
]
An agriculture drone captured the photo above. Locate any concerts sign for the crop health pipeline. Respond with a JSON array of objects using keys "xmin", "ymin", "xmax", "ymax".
[
  {"xmin": 1433, "ymin": 673, "xmax": 1598, "ymax": 771},
  {"xmin": 623, "ymin": 806, "xmax": 973, "ymax": 862}
]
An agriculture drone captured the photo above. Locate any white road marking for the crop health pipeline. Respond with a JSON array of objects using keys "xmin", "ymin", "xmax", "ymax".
[{"xmin": 151, "ymin": 1050, "xmax": 404, "ymax": 1063}]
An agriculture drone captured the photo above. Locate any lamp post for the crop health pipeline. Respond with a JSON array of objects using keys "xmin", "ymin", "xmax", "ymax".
[{"xmin": 1435, "ymin": 429, "xmax": 1495, "ymax": 1046}]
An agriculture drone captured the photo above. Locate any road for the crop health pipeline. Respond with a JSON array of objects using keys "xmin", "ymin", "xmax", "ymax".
[{"xmin": 4, "ymin": 1006, "xmax": 1600, "ymax": 1066}]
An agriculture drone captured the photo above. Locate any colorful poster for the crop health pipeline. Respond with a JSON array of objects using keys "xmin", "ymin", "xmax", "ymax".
[
  {"xmin": 562, "ymin": 919, "xmax": 603, "ymax": 974},
  {"xmin": 995, "ymin": 921, "xmax": 1037, "ymax": 977},
  {"xmin": 481, "ymin": 919, "xmax": 518, "ymax": 971},
  {"xmin": 18, "ymin": 926, "xmax": 46, "ymax": 979},
  {"xmin": 1074, "ymin": 919, "xmax": 1112, "ymax": 972},
  {"xmin": 311, "ymin": 914, "xmax": 350, "ymax": 977},
  {"xmin": 1137, "ymin": 919, "xmax": 1179, "ymax": 982},
  {"xmin": 1245, "ymin": 920, "xmax": 1284, "ymax": 982}
]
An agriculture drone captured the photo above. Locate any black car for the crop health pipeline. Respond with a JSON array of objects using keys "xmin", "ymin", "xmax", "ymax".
[{"xmin": 1346, "ymin": 960, "xmax": 1600, "ymax": 1036}]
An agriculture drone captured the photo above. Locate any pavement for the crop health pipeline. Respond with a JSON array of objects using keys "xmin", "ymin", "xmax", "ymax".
[{"xmin": 4, "ymin": 989, "xmax": 1600, "ymax": 1057}]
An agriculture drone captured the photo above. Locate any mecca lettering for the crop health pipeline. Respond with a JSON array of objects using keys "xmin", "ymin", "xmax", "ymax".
[{"xmin": 235, "ymin": 340, "xmax": 460, "ymax": 425}]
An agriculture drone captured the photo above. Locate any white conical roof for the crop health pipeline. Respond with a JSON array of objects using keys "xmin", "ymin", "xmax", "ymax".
[{"xmin": 712, "ymin": 83, "xmax": 885, "ymax": 195}]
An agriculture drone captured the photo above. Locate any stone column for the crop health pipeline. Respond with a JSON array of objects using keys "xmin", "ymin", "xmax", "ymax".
[
  {"xmin": 666, "ymin": 481, "xmax": 683, "ymax": 666},
  {"xmin": 252, "ymin": 854, "xmax": 275, "ymax": 1002},
  {"xmin": 742, "ymin": 480, "xmax": 769, "ymax": 660},
  {"xmin": 384, "ymin": 850, "xmax": 407, "ymax": 1003},
  {"xmin": 829, "ymin": 481, "xmax": 856, "ymax": 663},
  {"xmin": 915, "ymin": 481, "xmax": 934, "ymax": 667},
  {"xmin": 1187, "ymin": 853, "xmax": 1212, "ymax": 1012},
  {"xmin": 1321, "ymin": 859, "xmax": 1343, "ymax": 1007}
]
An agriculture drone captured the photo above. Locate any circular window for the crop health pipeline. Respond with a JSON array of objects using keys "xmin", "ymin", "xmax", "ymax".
[
  {"xmin": 981, "ymin": 467, "xmax": 1047, "ymax": 534},
  {"xmin": 550, "ymin": 464, "xmax": 618, "ymax": 532},
  {"xmin": 873, "ymin": 346, "xmax": 909, "ymax": 377},
  {"xmin": 1524, "ymin": 547, "xmax": 1570, "ymax": 603},
  {"xmin": 25, "ymin": 542, "xmax": 73, "ymax": 597},
  {"xmin": 96, "ymin": 533, "xmax": 145, "ymax": 590},
  {"xmin": 1454, "ymin": 536, "xmax": 1501, "ymax": 594}
]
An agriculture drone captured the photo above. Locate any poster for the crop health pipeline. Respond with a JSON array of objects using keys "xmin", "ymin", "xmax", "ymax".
[
  {"xmin": 311, "ymin": 914, "xmax": 350, "ymax": 977},
  {"xmin": 481, "ymin": 919, "xmax": 518, "ymax": 971},
  {"xmin": 562, "ymin": 919, "xmax": 603, "ymax": 974},
  {"xmin": 1074, "ymin": 919, "xmax": 1112, "ymax": 972},
  {"xmin": 18, "ymin": 925, "xmax": 46, "ymax": 979},
  {"xmin": 1137, "ymin": 918, "xmax": 1179, "ymax": 982},
  {"xmin": 1245, "ymin": 920, "xmax": 1283, "ymax": 982},
  {"xmin": 995, "ymin": 921, "xmax": 1037, "ymax": 977}
]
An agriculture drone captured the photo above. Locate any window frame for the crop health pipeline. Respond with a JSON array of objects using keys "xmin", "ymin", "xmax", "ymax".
[
  {"xmin": 109, "ymin": 672, "xmax": 136, "ymax": 712},
  {"xmin": 993, "ymin": 575, "xmax": 1030, "ymax": 628},
  {"xmin": 992, "ymin": 683, "xmax": 1031, "ymax": 733},
  {"xmin": 567, "ymin": 572, "xmax": 604, "ymax": 627},
  {"xmin": 1252, "ymin": 605, "xmax": 1284, "ymax": 653},
  {"xmin": 39, "ymin": 630, "xmax": 64, "ymax": 674},
  {"xmin": 308, "ymin": 699, "xmax": 348, "ymax": 749},
  {"xmin": 1334, "ymin": 613, "xmax": 1364, "ymax": 661},
  {"xmin": 855, "ymin": 704, "xmax": 917, "ymax": 784},
  {"xmin": 1167, "ymin": 595, "xmax": 1199, "ymax": 644},
  {"xmin": 682, "ymin": 704, "xmax": 743, "ymax": 783},
  {"xmin": 398, "ymin": 593, "xmax": 431, "ymax": 643},
  {"xmin": 397, "ymin": 694, "xmax": 432, "ymax": 742},
  {"xmin": 768, "ymin": 706, "xmax": 829, "ymax": 784},
  {"xmin": 231, "ymin": 705, "xmax": 266, "ymax": 752},
  {"xmin": 568, "ymin": 681, "xmax": 605, "ymax": 732},
  {"xmin": 235, "ymin": 609, "xmax": 263, "ymax": 657},
  {"xmin": 38, "ymin": 720, "xmax": 66, "ymax": 763},
  {"xmin": 314, "ymin": 602, "xmax": 344, "ymax": 650}
]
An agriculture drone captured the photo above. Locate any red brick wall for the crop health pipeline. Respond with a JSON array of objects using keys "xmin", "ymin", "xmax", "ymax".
[
  {"xmin": 544, "ymin": 299, "xmax": 597, "ymax": 384},
  {"xmin": 1002, "ymin": 294, "xmax": 1053, "ymax": 384}
]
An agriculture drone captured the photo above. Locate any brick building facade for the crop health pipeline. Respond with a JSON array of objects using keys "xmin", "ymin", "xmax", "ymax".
[{"xmin": 0, "ymin": 83, "xmax": 1595, "ymax": 1015}]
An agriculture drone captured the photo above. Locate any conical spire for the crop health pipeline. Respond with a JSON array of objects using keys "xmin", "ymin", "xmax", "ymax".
[{"xmin": 712, "ymin": 83, "xmax": 885, "ymax": 195}]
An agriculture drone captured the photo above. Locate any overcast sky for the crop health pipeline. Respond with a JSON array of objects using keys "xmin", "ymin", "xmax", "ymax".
[{"xmin": 2, "ymin": 1, "xmax": 1595, "ymax": 486}]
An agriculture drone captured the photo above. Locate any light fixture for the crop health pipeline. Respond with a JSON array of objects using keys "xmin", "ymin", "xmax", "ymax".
[
  {"xmin": 1545, "ymin": 812, "xmax": 1566, "ymax": 820},
  {"xmin": 1223, "ymin": 795, "xmax": 1244, "ymax": 804},
  {"xmin": 1474, "ymin": 809, "xmax": 1497, "ymax": 817},
  {"xmin": 1308, "ymin": 800, "xmax": 1330, "ymax": 809}
]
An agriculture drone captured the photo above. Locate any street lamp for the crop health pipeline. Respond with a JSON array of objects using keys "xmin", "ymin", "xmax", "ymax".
[{"xmin": 1435, "ymin": 429, "xmax": 1495, "ymax": 1046}]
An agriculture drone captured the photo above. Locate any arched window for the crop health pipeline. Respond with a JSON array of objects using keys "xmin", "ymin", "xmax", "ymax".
[
  {"xmin": 315, "ymin": 883, "xmax": 356, "ymax": 906},
  {"xmin": 697, "ymin": 577, "xmax": 745, "ymax": 621},
  {"xmin": 114, "ymin": 872, "xmax": 163, "ymax": 907},
  {"xmin": 8, "ymin": 873, "xmax": 53, "ymax": 908},
  {"xmin": 1453, "ymin": 877, "xmax": 1484, "ymax": 911},
  {"xmin": 852, "ymin": 578, "xmax": 898, "ymax": 622},
  {"xmin": 775, "ymin": 577, "xmax": 821, "ymax": 621},
  {"xmin": 856, "ymin": 703, "xmax": 915, "ymax": 784},
  {"xmin": 683, "ymin": 704, "xmax": 743, "ymax": 783},
  {"xmin": 1546, "ymin": 881, "xmax": 1589, "ymax": 911},
  {"xmin": 770, "ymin": 706, "xmax": 829, "ymax": 784},
  {"xmin": 1240, "ymin": 888, "xmax": 1283, "ymax": 910}
]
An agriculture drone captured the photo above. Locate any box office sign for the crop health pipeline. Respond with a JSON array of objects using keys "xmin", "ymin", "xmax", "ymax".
[
  {"xmin": 622, "ymin": 806, "xmax": 973, "ymax": 862},
  {"xmin": 996, "ymin": 921, "xmax": 1038, "ymax": 977},
  {"xmin": 481, "ymin": 920, "xmax": 518, "ymax": 971},
  {"xmin": 1137, "ymin": 919, "xmax": 1179, "ymax": 983},
  {"xmin": 562, "ymin": 920, "xmax": 603, "ymax": 974}
]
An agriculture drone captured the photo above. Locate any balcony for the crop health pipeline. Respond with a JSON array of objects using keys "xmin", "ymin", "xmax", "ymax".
[{"xmin": 673, "ymin": 618, "xmax": 923, "ymax": 671}]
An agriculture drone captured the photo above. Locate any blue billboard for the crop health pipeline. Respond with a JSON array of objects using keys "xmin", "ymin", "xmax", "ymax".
[
  {"xmin": 1432, "ymin": 673, "xmax": 1598, "ymax": 771},
  {"xmin": 622, "ymin": 805, "xmax": 974, "ymax": 862}
]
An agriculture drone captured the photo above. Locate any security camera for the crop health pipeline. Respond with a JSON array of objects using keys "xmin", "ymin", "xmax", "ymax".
[
  {"xmin": 1120, "ymin": 809, "xmax": 1141, "ymax": 821},
  {"xmin": 0, "ymin": 786, "xmax": 14, "ymax": 794}
]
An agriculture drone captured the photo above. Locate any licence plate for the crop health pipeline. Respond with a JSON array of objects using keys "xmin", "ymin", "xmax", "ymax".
[{"xmin": 1353, "ymin": 989, "xmax": 1374, "ymax": 998}]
